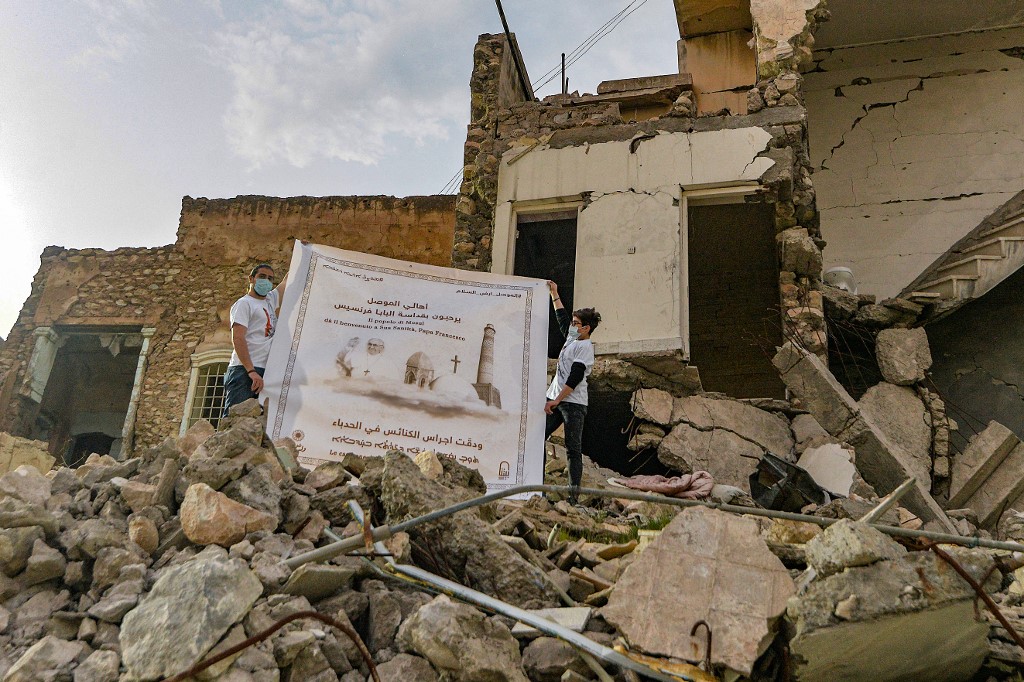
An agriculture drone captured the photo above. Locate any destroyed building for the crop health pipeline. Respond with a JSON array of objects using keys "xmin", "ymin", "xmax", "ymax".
[{"xmin": 4, "ymin": 1, "xmax": 1024, "ymax": 680}]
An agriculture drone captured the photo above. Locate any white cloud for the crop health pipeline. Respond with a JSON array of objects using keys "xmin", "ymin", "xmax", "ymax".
[
  {"xmin": 70, "ymin": 0, "xmax": 161, "ymax": 71},
  {"xmin": 214, "ymin": 1, "xmax": 476, "ymax": 169}
]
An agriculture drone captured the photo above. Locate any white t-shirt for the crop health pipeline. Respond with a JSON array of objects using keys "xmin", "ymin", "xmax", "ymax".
[
  {"xmin": 228, "ymin": 289, "xmax": 279, "ymax": 368},
  {"xmin": 547, "ymin": 338, "xmax": 595, "ymax": 405}
]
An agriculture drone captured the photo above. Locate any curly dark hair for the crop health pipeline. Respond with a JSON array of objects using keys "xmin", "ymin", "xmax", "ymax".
[{"xmin": 573, "ymin": 307, "xmax": 601, "ymax": 332}]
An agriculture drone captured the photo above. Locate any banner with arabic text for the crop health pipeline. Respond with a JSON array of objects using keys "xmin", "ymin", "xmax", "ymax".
[{"xmin": 262, "ymin": 242, "xmax": 549, "ymax": 491}]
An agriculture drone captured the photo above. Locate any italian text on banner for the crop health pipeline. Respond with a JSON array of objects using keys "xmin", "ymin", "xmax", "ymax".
[{"xmin": 262, "ymin": 241, "xmax": 550, "ymax": 492}]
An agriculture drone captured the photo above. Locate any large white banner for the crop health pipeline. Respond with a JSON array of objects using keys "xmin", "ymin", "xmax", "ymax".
[{"xmin": 263, "ymin": 242, "xmax": 550, "ymax": 491}]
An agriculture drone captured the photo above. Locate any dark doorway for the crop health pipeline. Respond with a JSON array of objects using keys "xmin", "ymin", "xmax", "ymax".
[
  {"xmin": 688, "ymin": 201, "xmax": 785, "ymax": 398},
  {"xmin": 513, "ymin": 211, "xmax": 578, "ymax": 358}
]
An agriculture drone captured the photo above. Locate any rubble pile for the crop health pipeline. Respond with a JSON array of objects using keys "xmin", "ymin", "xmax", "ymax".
[{"xmin": 2, "ymin": 389, "xmax": 1024, "ymax": 681}]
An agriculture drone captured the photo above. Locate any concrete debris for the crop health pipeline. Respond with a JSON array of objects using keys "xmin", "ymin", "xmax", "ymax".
[
  {"xmin": 950, "ymin": 421, "xmax": 1021, "ymax": 509},
  {"xmin": 875, "ymin": 327, "xmax": 932, "ymax": 386},
  {"xmin": 803, "ymin": 519, "xmax": 906, "ymax": 578},
  {"xmin": 773, "ymin": 342, "xmax": 957, "ymax": 533},
  {"xmin": 857, "ymin": 382, "xmax": 933, "ymax": 490},
  {"xmin": 787, "ymin": 544, "xmax": 998, "ymax": 682},
  {"xmin": 796, "ymin": 443, "xmax": 856, "ymax": 497},
  {"xmin": 0, "ymin": 370, "xmax": 1022, "ymax": 682},
  {"xmin": 602, "ymin": 506, "xmax": 795, "ymax": 676}
]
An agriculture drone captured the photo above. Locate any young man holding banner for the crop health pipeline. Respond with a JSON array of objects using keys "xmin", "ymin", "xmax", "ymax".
[{"xmin": 544, "ymin": 280, "xmax": 600, "ymax": 504}]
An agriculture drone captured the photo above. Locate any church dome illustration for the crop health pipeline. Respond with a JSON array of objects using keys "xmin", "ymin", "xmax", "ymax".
[
  {"xmin": 429, "ymin": 373, "xmax": 478, "ymax": 402},
  {"xmin": 405, "ymin": 352, "xmax": 435, "ymax": 388}
]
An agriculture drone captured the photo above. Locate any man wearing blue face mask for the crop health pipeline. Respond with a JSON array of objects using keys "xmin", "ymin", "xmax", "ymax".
[
  {"xmin": 222, "ymin": 263, "xmax": 287, "ymax": 417},
  {"xmin": 544, "ymin": 280, "xmax": 600, "ymax": 504}
]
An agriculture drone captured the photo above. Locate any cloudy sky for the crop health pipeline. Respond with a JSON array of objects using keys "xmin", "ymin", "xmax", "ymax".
[{"xmin": 1, "ymin": 0, "xmax": 680, "ymax": 338}]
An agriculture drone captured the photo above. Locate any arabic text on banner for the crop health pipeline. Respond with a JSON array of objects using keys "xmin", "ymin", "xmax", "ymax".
[{"xmin": 262, "ymin": 242, "xmax": 550, "ymax": 491}]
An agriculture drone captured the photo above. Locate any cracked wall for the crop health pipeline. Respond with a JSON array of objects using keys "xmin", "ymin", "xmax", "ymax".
[
  {"xmin": 928, "ymin": 264, "xmax": 1024, "ymax": 451},
  {"xmin": 806, "ymin": 26, "xmax": 1024, "ymax": 299},
  {"xmin": 491, "ymin": 127, "xmax": 776, "ymax": 352}
]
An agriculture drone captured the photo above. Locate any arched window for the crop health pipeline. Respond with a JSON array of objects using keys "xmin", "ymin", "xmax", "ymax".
[{"xmin": 181, "ymin": 349, "xmax": 231, "ymax": 433}]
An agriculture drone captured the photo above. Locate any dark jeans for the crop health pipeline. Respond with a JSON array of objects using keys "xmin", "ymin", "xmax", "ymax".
[
  {"xmin": 222, "ymin": 365, "xmax": 264, "ymax": 418},
  {"xmin": 545, "ymin": 401, "xmax": 587, "ymax": 490}
]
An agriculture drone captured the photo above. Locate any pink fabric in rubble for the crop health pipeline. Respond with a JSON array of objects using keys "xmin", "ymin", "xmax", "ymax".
[{"xmin": 618, "ymin": 471, "xmax": 714, "ymax": 499}]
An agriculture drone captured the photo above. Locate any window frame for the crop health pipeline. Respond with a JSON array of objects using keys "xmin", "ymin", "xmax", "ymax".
[{"xmin": 180, "ymin": 348, "xmax": 232, "ymax": 435}]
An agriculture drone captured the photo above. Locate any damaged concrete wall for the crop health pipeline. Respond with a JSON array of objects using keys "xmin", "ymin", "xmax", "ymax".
[
  {"xmin": 807, "ymin": 27, "xmax": 1024, "ymax": 299},
  {"xmin": 491, "ymin": 126, "xmax": 774, "ymax": 352},
  {"xmin": 0, "ymin": 195, "xmax": 455, "ymax": 454}
]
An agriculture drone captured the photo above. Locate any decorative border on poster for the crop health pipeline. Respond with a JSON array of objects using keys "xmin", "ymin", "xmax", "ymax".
[{"xmin": 272, "ymin": 250, "xmax": 536, "ymax": 486}]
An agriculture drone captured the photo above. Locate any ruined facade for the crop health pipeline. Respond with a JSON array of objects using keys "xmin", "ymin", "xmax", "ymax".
[{"xmin": 0, "ymin": 196, "xmax": 455, "ymax": 461}]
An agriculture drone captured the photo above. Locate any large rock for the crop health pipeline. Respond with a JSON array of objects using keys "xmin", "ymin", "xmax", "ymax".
[
  {"xmin": 179, "ymin": 483, "xmax": 277, "ymax": 547},
  {"xmin": 0, "ymin": 465, "xmax": 51, "ymax": 506},
  {"xmin": 380, "ymin": 453, "xmax": 559, "ymax": 609},
  {"xmin": 631, "ymin": 387, "xmax": 674, "ymax": 426},
  {"xmin": 120, "ymin": 552, "xmax": 263, "ymax": 681},
  {"xmin": 773, "ymin": 343, "xmax": 956, "ymax": 533},
  {"xmin": 0, "ymin": 433, "xmax": 54, "ymax": 477},
  {"xmin": 949, "ymin": 421, "xmax": 1020, "ymax": 508},
  {"xmin": 657, "ymin": 422, "xmax": 763, "ymax": 491},
  {"xmin": 72, "ymin": 649, "xmax": 120, "ymax": 682},
  {"xmin": 0, "ymin": 526, "xmax": 44, "ymax": 577},
  {"xmin": 804, "ymin": 519, "xmax": 906, "ymax": 578},
  {"xmin": 375, "ymin": 653, "xmax": 438, "ymax": 682},
  {"xmin": 2, "ymin": 635, "xmax": 84, "ymax": 682},
  {"xmin": 875, "ymin": 327, "xmax": 932, "ymax": 386},
  {"xmin": 777, "ymin": 227, "xmax": 822, "ymax": 276},
  {"xmin": 787, "ymin": 547, "xmax": 996, "ymax": 681},
  {"xmin": 858, "ymin": 382, "xmax": 932, "ymax": 488},
  {"xmin": 521, "ymin": 637, "xmax": 588, "ymax": 682},
  {"xmin": 602, "ymin": 506, "xmax": 794, "ymax": 676},
  {"xmin": 397, "ymin": 595, "xmax": 528, "ymax": 682},
  {"xmin": 671, "ymin": 395, "xmax": 794, "ymax": 457}
]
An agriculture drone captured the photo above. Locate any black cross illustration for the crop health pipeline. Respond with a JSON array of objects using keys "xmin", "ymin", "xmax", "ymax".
[{"xmin": 451, "ymin": 355, "xmax": 461, "ymax": 373}]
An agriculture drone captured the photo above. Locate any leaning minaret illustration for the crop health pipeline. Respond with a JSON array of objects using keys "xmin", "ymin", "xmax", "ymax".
[{"xmin": 473, "ymin": 324, "xmax": 502, "ymax": 408}]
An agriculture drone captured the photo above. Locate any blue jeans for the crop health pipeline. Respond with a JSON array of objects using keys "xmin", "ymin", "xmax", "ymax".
[
  {"xmin": 545, "ymin": 401, "xmax": 587, "ymax": 490},
  {"xmin": 222, "ymin": 365, "xmax": 264, "ymax": 418}
]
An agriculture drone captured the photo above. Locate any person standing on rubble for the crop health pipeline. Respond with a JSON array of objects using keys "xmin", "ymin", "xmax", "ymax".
[
  {"xmin": 222, "ymin": 262, "xmax": 287, "ymax": 417},
  {"xmin": 544, "ymin": 280, "xmax": 600, "ymax": 504}
]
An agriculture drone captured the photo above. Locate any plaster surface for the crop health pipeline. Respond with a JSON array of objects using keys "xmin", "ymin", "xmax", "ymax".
[
  {"xmin": 493, "ymin": 127, "xmax": 774, "ymax": 352},
  {"xmin": 806, "ymin": 28, "xmax": 1024, "ymax": 298}
]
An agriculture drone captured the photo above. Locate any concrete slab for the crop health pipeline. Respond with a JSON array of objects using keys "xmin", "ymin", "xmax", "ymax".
[
  {"xmin": 602, "ymin": 506, "xmax": 794, "ymax": 676},
  {"xmin": 949, "ymin": 420, "xmax": 1020, "ymax": 508}
]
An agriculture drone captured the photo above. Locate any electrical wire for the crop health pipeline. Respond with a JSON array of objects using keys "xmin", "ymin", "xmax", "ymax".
[{"xmin": 533, "ymin": 0, "xmax": 653, "ymax": 93}]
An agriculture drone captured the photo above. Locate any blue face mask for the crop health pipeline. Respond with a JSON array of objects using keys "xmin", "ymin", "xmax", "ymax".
[
  {"xmin": 253, "ymin": 278, "xmax": 274, "ymax": 297},
  {"xmin": 567, "ymin": 326, "xmax": 580, "ymax": 342}
]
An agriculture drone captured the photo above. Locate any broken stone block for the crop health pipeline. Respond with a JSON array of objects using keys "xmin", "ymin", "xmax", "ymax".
[
  {"xmin": 0, "ymin": 464, "xmax": 51, "ymax": 506},
  {"xmin": 303, "ymin": 461, "xmax": 350, "ymax": 490},
  {"xmin": 630, "ymin": 387, "xmax": 674, "ymax": 426},
  {"xmin": 962, "ymin": 440, "xmax": 1024, "ymax": 529},
  {"xmin": 777, "ymin": 228, "xmax": 822, "ymax": 277},
  {"xmin": 375, "ymin": 652, "xmax": 438, "ymax": 682},
  {"xmin": 120, "ymin": 553, "xmax": 262, "ymax": 680},
  {"xmin": 875, "ymin": 327, "xmax": 932, "ymax": 385},
  {"xmin": 671, "ymin": 395, "xmax": 794, "ymax": 457},
  {"xmin": 72, "ymin": 648, "xmax": 120, "ymax": 682},
  {"xmin": 398, "ymin": 595, "xmax": 528, "ymax": 682},
  {"xmin": 790, "ymin": 414, "xmax": 832, "ymax": 452},
  {"xmin": 803, "ymin": 519, "xmax": 906, "ymax": 578},
  {"xmin": 414, "ymin": 450, "xmax": 444, "ymax": 480},
  {"xmin": 3, "ymin": 635, "xmax": 85, "ymax": 682},
  {"xmin": 949, "ymin": 421, "xmax": 1020, "ymax": 508},
  {"xmin": 602, "ymin": 506, "xmax": 794, "ymax": 676},
  {"xmin": 510, "ymin": 607, "xmax": 592, "ymax": 638},
  {"xmin": 177, "ymin": 418, "xmax": 216, "ymax": 458},
  {"xmin": 280, "ymin": 563, "xmax": 355, "ymax": 602},
  {"xmin": 0, "ymin": 525, "xmax": 44, "ymax": 576},
  {"xmin": 796, "ymin": 444, "xmax": 856, "ymax": 497},
  {"xmin": 821, "ymin": 284, "xmax": 859, "ymax": 321},
  {"xmin": 0, "ymin": 432, "xmax": 54, "ymax": 477},
  {"xmin": 180, "ymin": 483, "xmax": 277, "ymax": 547},
  {"xmin": 128, "ymin": 515, "xmax": 159, "ymax": 555},
  {"xmin": 657, "ymin": 421, "xmax": 762, "ymax": 491},
  {"xmin": 22, "ymin": 539, "xmax": 66, "ymax": 586},
  {"xmin": 118, "ymin": 480, "xmax": 157, "ymax": 513},
  {"xmin": 521, "ymin": 637, "xmax": 589, "ymax": 682},
  {"xmin": 858, "ymin": 382, "xmax": 932, "ymax": 488},
  {"xmin": 380, "ymin": 453, "xmax": 559, "ymax": 609},
  {"xmin": 787, "ymin": 547, "xmax": 996, "ymax": 682},
  {"xmin": 773, "ymin": 343, "xmax": 956, "ymax": 533}
]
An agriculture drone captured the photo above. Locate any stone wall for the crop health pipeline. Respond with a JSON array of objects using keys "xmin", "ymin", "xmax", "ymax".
[
  {"xmin": 807, "ymin": 27, "xmax": 1024, "ymax": 299},
  {"xmin": 0, "ymin": 195, "xmax": 455, "ymax": 453},
  {"xmin": 456, "ymin": 28, "xmax": 827, "ymax": 386}
]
